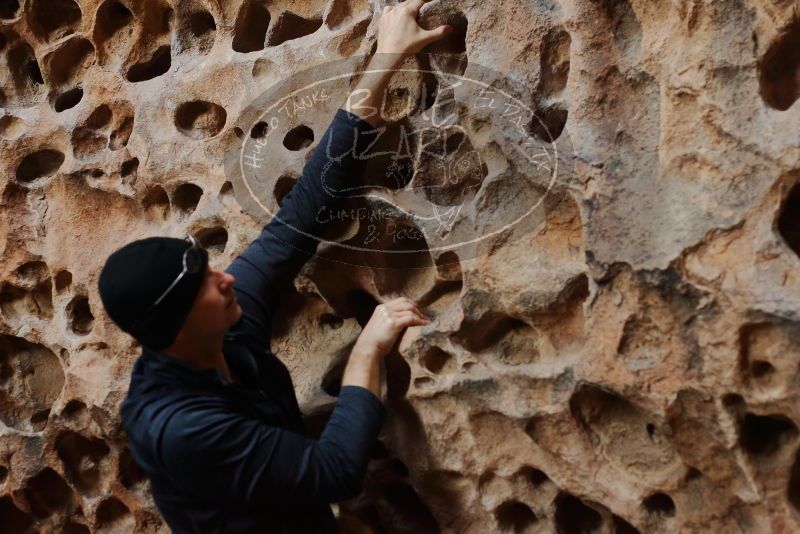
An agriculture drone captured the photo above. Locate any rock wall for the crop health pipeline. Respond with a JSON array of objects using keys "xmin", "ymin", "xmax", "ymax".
[{"xmin": 1, "ymin": 0, "xmax": 800, "ymax": 532}]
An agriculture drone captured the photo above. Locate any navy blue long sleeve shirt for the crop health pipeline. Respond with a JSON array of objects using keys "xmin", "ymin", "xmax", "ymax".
[{"xmin": 120, "ymin": 108, "xmax": 384, "ymax": 533}]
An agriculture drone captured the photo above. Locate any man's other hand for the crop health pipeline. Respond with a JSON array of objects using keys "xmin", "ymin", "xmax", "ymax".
[{"xmin": 355, "ymin": 297, "xmax": 430, "ymax": 357}]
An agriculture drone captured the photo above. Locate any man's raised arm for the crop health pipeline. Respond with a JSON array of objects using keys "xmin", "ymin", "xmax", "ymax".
[{"xmin": 225, "ymin": 0, "xmax": 452, "ymax": 346}]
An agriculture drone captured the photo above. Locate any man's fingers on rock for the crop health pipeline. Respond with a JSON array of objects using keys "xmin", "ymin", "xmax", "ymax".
[
  {"xmin": 386, "ymin": 296, "xmax": 412, "ymax": 308},
  {"xmin": 386, "ymin": 298, "xmax": 428, "ymax": 318},
  {"xmin": 403, "ymin": 0, "xmax": 425, "ymax": 14},
  {"xmin": 421, "ymin": 25, "xmax": 452, "ymax": 45},
  {"xmin": 395, "ymin": 311, "xmax": 427, "ymax": 326}
]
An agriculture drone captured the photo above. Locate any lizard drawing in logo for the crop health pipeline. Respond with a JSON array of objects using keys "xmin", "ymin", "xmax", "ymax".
[{"xmin": 320, "ymin": 121, "xmax": 488, "ymax": 240}]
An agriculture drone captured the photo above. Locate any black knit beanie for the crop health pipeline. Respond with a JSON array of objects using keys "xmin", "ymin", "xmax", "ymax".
[{"xmin": 98, "ymin": 236, "xmax": 208, "ymax": 350}]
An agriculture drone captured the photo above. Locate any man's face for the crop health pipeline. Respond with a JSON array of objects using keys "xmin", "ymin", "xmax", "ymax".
[{"xmin": 181, "ymin": 266, "xmax": 242, "ymax": 336}]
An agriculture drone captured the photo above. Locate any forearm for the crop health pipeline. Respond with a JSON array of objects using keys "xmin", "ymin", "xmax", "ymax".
[
  {"xmin": 344, "ymin": 52, "xmax": 408, "ymax": 128},
  {"xmin": 340, "ymin": 342, "xmax": 383, "ymax": 399}
]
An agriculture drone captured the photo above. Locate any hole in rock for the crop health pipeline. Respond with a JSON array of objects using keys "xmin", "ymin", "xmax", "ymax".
[
  {"xmin": 175, "ymin": 100, "xmax": 227, "ymax": 139},
  {"xmin": 613, "ymin": 515, "xmax": 641, "ymax": 534},
  {"xmin": 517, "ymin": 466, "xmax": 549, "ymax": 487},
  {"xmin": 420, "ymin": 11, "xmax": 468, "ymax": 75},
  {"xmin": 274, "ymin": 174, "xmax": 297, "ymax": 207},
  {"xmin": 16, "ymin": 149, "xmax": 65, "ymax": 184},
  {"xmin": 172, "ymin": 183, "xmax": 203, "ymax": 215},
  {"xmin": 421, "ymin": 346, "xmax": 454, "ymax": 374},
  {"xmin": 435, "ymin": 251, "xmax": 462, "ymax": 281},
  {"xmin": 375, "ymin": 481, "xmax": 441, "ymax": 533},
  {"xmin": 0, "ymin": 465, "xmax": 7, "ymax": 482},
  {"xmin": 24, "ymin": 467, "xmax": 75, "ymax": 517},
  {"xmin": 63, "ymin": 399, "xmax": 86, "ymax": 417},
  {"xmin": 0, "ymin": 335, "xmax": 64, "ymax": 436},
  {"xmin": 86, "ymin": 104, "xmax": 112, "ymax": 130},
  {"xmin": 142, "ymin": 185, "xmax": 170, "ymax": 218},
  {"xmin": 539, "ymin": 28, "xmax": 571, "ymax": 98},
  {"xmin": 495, "ymin": 500, "xmax": 537, "ymax": 532},
  {"xmin": 0, "ymin": 0, "xmax": 19, "ymax": 19},
  {"xmin": 414, "ymin": 376, "xmax": 434, "ymax": 388},
  {"xmin": 643, "ymin": 492, "xmax": 675, "ymax": 516},
  {"xmin": 30, "ymin": 408, "xmax": 50, "ymax": 430},
  {"xmin": 47, "ymin": 37, "xmax": 95, "ymax": 86},
  {"xmin": 27, "ymin": 60, "xmax": 44, "ymax": 86},
  {"xmin": 751, "ymin": 360, "xmax": 775, "ymax": 378},
  {"xmin": 119, "ymin": 447, "xmax": 145, "ymax": 489},
  {"xmin": 56, "ymin": 431, "xmax": 110, "ymax": 493},
  {"xmin": 54, "ymin": 86, "xmax": 83, "ymax": 112},
  {"xmin": 759, "ymin": 16, "xmax": 800, "ymax": 111},
  {"xmin": 250, "ymin": 121, "xmax": 269, "ymax": 139},
  {"xmin": 722, "ymin": 392, "xmax": 745, "ymax": 408},
  {"xmin": 597, "ymin": 0, "xmax": 642, "ymax": 57},
  {"xmin": 529, "ymin": 105, "xmax": 568, "ymax": 143},
  {"xmin": 219, "ymin": 180, "xmax": 233, "ymax": 198},
  {"xmin": 252, "ymin": 57, "xmax": 274, "ymax": 79},
  {"xmin": 95, "ymin": 497, "xmax": 133, "ymax": 530},
  {"xmin": 0, "ymin": 496, "xmax": 34, "ymax": 533},
  {"xmin": 94, "ymin": 0, "xmax": 133, "ymax": 60},
  {"xmin": 337, "ymin": 17, "xmax": 370, "ymax": 57},
  {"xmin": 345, "ymin": 289, "xmax": 378, "ymax": 327},
  {"xmin": 8, "ymin": 41, "xmax": 44, "ymax": 92},
  {"xmin": 325, "ymin": 0, "xmax": 369, "ymax": 30},
  {"xmin": 684, "ymin": 467, "xmax": 702, "ymax": 481},
  {"xmin": 384, "ymin": 348, "xmax": 412, "ymax": 400},
  {"xmin": 454, "ymin": 313, "xmax": 532, "ymax": 353},
  {"xmin": 120, "ymin": 157, "xmax": 139, "ymax": 177},
  {"xmin": 569, "ymin": 384, "xmax": 677, "ymax": 472},
  {"xmin": 319, "ymin": 313, "xmax": 343, "ymax": 330},
  {"xmin": 283, "ymin": 124, "xmax": 314, "ymax": 150},
  {"xmin": 267, "ymin": 11, "xmax": 323, "ymax": 47},
  {"xmin": 360, "ymin": 120, "xmax": 416, "ymax": 190},
  {"xmin": 126, "ymin": 45, "xmax": 171, "ymax": 82},
  {"xmin": 31, "ymin": 0, "xmax": 82, "ymax": 41},
  {"xmin": 789, "ymin": 448, "xmax": 800, "ymax": 512},
  {"xmin": 161, "ymin": 5, "xmax": 174, "ymax": 33},
  {"xmin": 778, "ymin": 183, "xmax": 800, "ymax": 256},
  {"xmin": 0, "ymin": 277, "xmax": 53, "ymax": 321},
  {"xmin": 190, "ymin": 11, "xmax": 216, "ymax": 37},
  {"xmin": 14, "ymin": 260, "xmax": 49, "ymax": 283},
  {"xmin": 232, "ymin": 0, "xmax": 271, "ymax": 53},
  {"xmin": 555, "ymin": 492, "xmax": 602, "ymax": 534},
  {"xmin": 415, "ymin": 125, "xmax": 487, "ymax": 205},
  {"xmin": 109, "ymin": 115, "xmax": 134, "ymax": 150},
  {"xmin": 739, "ymin": 413, "xmax": 798, "ymax": 457},
  {"xmin": 65, "ymin": 522, "xmax": 91, "ymax": 534},
  {"xmin": 321, "ymin": 350, "xmax": 349, "ymax": 397},
  {"xmin": 67, "ymin": 296, "xmax": 94, "ymax": 335},
  {"xmin": 195, "ymin": 226, "xmax": 228, "ymax": 254},
  {"xmin": 71, "ymin": 127, "xmax": 106, "ymax": 160},
  {"xmin": 371, "ymin": 439, "xmax": 391, "ymax": 459},
  {"xmin": 0, "ymin": 114, "xmax": 24, "ymax": 139},
  {"xmin": 178, "ymin": 10, "xmax": 216, "ymax": 53}
]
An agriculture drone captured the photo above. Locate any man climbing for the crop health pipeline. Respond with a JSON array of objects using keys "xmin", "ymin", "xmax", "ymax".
[{"xmin": 96, "ymin": 2, "xmax": 451, "ymax": 532}]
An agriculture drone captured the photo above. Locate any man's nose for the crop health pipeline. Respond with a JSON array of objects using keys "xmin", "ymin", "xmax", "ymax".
[{"xmin": 221, "ymin": 272, "xmax": 236, "ymax": 288}]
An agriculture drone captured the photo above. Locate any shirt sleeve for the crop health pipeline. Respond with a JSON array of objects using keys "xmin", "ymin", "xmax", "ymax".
[
  {"xmin": 158, "ymin": 385, "xmax": 386, "ymax": 507},
  {"xmin": 225, "ymin": 108, "xmax": 379, "ymax": 347}
]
